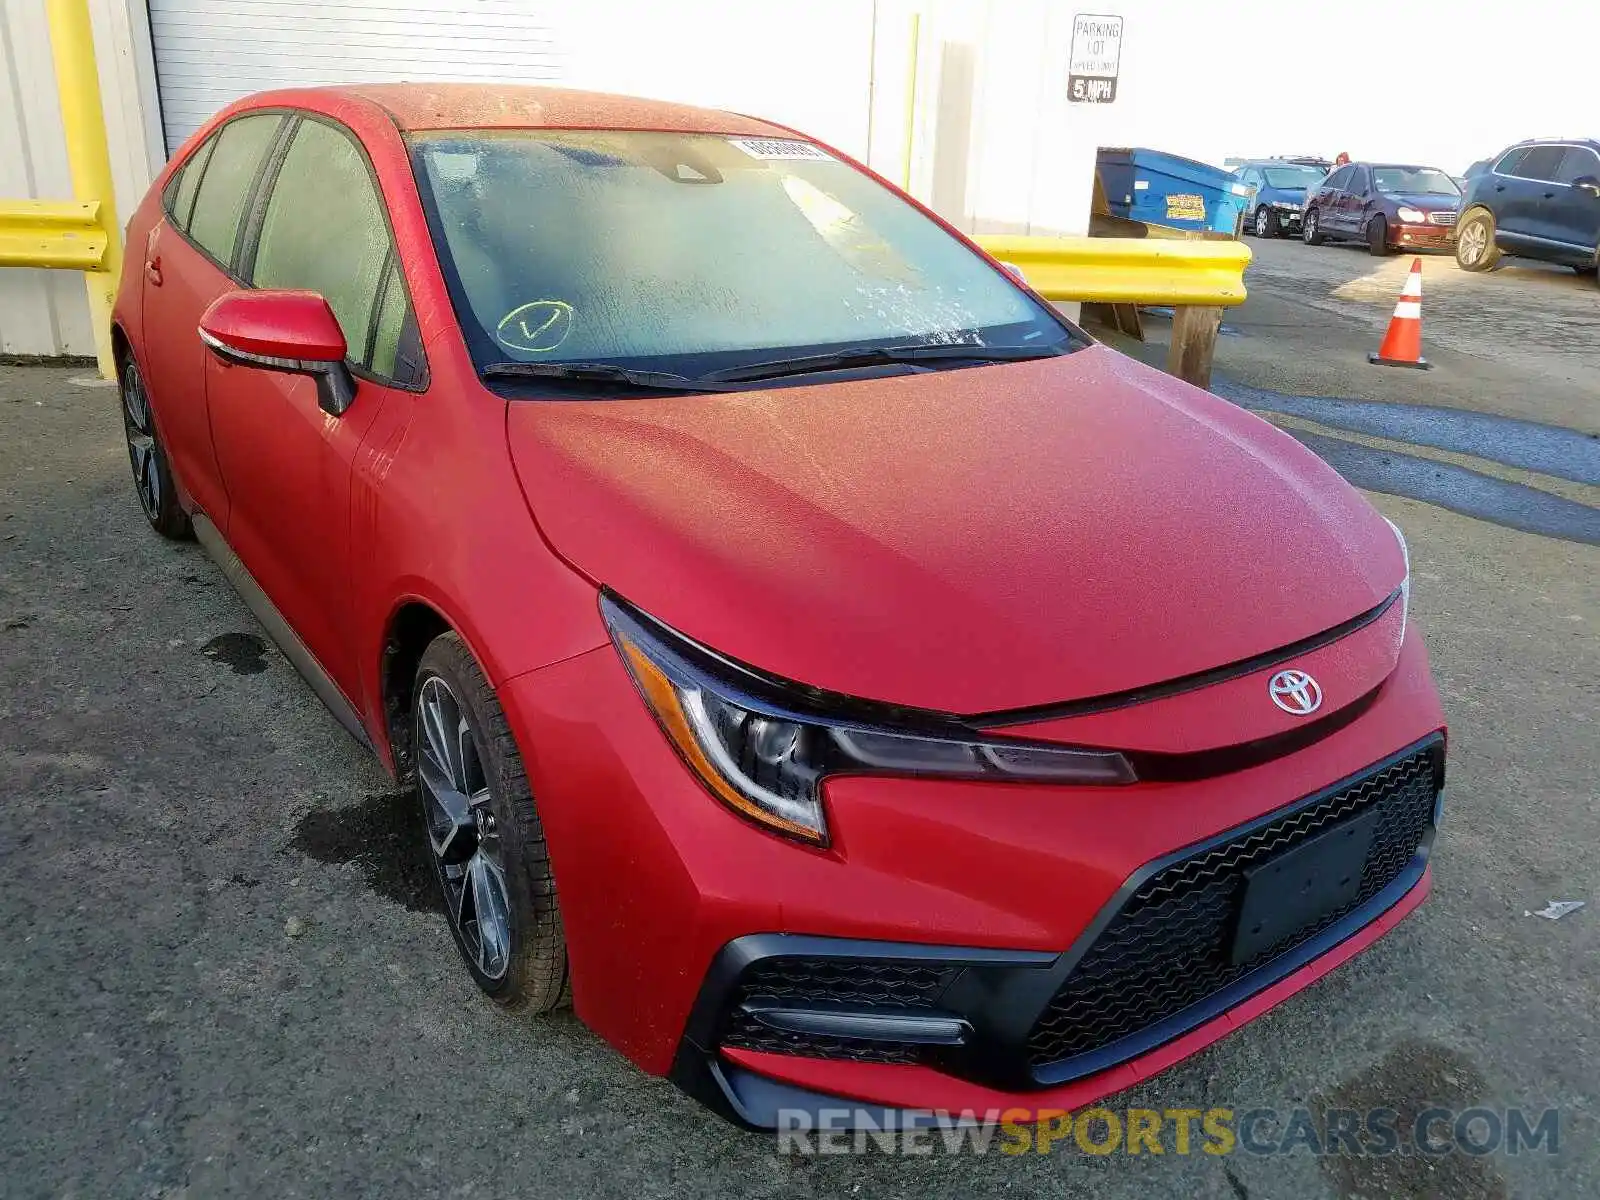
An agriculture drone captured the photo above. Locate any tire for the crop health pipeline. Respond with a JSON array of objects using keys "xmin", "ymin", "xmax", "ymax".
[
  {"xmin": 1254, "ymin": 205, "xmax": 1280, "ymax": 238},
  {"xmin": 119, "ymin": 356, "xmax": 191, "ymax": 540},
  {"xmin": 1455, "ymin": 208, "xmax": 1500, "ymax": 272},
  {"xmin": 1303, "ymin": 207, "xmax": 1326, "ymax": 245},
  {"xmin": 1366, "ymin": 215, "xmax": 1392, "ymax": 256},
  {"xmin": 412, "ymin": 632, "xmax": 568, "ymax": 1013}
]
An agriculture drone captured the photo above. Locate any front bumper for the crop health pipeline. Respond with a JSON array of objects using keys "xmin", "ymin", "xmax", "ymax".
[
  {"xmin": 704, "ymin": 870, "xmax": 1430, "ymax": 1128},
  {"xmin": 674, "ymin": 737, "xmax": 1441, "ymax": 1126},
  {"xmin": 499, "ymin": 626, "xmax": 1446, "ymax": 1125},
  {"xmin": 1391, "ymin": 222, "xmax": 1456, "ymax": 249}
]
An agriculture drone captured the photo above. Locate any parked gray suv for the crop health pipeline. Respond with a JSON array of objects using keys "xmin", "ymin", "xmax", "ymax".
[{"xmin": 1456, "ymin": 139, "xmax": 1600, "ymax": 280}]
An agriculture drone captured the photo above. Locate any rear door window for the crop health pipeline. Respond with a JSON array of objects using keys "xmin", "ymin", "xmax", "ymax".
[
  {"xmin": 185, "ymin": 114, "xmax": 282, "ymax": 269},
  {"xmin": 1514, "ymin": 146, "xmax": 1565, "ymax": 182},
  {"xmin": 248, "ymin": 116, "xmax": 419, "ymax": 382}
]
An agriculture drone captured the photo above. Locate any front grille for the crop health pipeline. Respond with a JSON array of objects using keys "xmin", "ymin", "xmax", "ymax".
[
  {"xmin": 1026, "ymin": 747, "xmax": 1438, "ymax": 1068},
  {"xmin": 718, "ymin": 958, "xmax": 958, "ymax": 1064},
  {"xmin": 1428, "ymin": 210, "xmax": 1457, "ymax": 226}
]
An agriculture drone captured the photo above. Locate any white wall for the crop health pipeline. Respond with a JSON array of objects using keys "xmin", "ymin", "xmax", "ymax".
[{"xmin": 561, "ymin": 0, "xmax": 875, "ymax": 160}]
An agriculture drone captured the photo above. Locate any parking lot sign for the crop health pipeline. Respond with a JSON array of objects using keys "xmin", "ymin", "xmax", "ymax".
[{"xmin": 1068, "ymin": 13, "xmax": 1123, "ymax": 103}]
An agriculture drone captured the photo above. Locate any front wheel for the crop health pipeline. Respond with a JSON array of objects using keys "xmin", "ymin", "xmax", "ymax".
[
  {"xmin": 413, "ymin": 632, "xmax": 568, "ymax": 1012},
  {"xmin": 1303, "ymin": 207, "xmax": 1326, "ymax": 245},
  {"xmin": 1367, "ymin": 215, "xmax": 1392, "ymax": 256},
  {"xmin": 119, "ymin": 357, "xmax": 190, "ymax": 540},
  {"xmin": 1254, "ymin": 206, "xmax": 1280, "ymax": 238},
  {"xmin": 1455, "ymin": 209, "xmax": 1501, "ymax": 271}
]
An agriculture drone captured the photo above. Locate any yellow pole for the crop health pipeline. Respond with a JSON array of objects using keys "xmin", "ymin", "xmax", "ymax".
[
  {"xmin": 45, "ymin": 0, "xmax": 122, "ymax": 380},
  {"xmin": 899, "ymin": 12, "xmax": 920, "ymax": 191}
]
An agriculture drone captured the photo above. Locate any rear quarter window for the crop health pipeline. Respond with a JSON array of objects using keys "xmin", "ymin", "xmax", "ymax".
[
  {"xmin": 163, "ymin": 136, "xmax": 216, "ymax": 232},
  {"xmin": 1493, "ymin": 148, "xmax": 1528, "ymax": 175}
]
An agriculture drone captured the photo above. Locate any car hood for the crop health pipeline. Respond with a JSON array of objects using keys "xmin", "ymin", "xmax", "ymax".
[
  {"xmin": 1264, "ymin": 186, "xmax": 1308, "ymax": 202},
  {"xmin": 505, "ymin": 345, "xmax": 1402, "ymax": 714}
]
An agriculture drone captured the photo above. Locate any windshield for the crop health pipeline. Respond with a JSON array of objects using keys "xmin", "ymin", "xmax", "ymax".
[
  {"xmin": 410, "ymin": 130, "xmax": 1079, "ymax": 380},
  {"xmin": 1372, "ymin": 167, "xmax": 1459, "ymax": 196},
  {"xmin": 1261, "ymin": 166, "xmax": 1326, "ymax": 189}
]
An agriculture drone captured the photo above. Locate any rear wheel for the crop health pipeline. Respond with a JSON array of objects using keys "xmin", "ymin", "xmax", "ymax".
[
  {"xmin": 1254, "ymin": 205, "xmax": 1280, "ymax": 238},
  {"xmin": 1367, "ymin": 215, "xmax": 1392, "ymax": 256},
  {"xmin": 413, "ymin": 632, "xmax": 567, "ymax": 1012},
  {"xmin": 119, "ymin": 357, "xmax": 190, "ymax": 540},
  {"xmin": 1303, "ymin": 207, "xmax": 1326, "ymax": 245},
  {"xmin": 1455, "ymin": 209, "xmax": 1500, "ymax": 271}
]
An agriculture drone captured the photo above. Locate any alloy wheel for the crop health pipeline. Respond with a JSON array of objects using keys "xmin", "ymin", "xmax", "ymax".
[
  {"xmin": 121, "ymin": 364, "xmax": 161, "ymax": 519},
  {"xmin": 1255, "ymin": 207, "xmax": 1270, "ymax": 237},
  {"xmin": 416, "ymin": 675, "xmax": 512, "ymax": 980},
  {"xmin": 1458, "ymin": 220, "xmax": 1487, "ymax": 265}
]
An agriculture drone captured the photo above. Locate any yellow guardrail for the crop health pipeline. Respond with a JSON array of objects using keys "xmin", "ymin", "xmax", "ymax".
[
  {"xmin": 973, "ymin": 234, "xmax": 1251, "ymax": 307},
  {"xmin": 0, "ymin": 0, "xmax": 123, "ymax": 377},
  {"xmin": 0, "ymin": 200, "xmax": 108, "ymax": 271}
]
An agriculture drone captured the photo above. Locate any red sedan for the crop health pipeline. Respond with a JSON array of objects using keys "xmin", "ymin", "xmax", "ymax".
[{"xmin": 113, "ymin": 84, "xmax": 1445, "ymax": 1129}]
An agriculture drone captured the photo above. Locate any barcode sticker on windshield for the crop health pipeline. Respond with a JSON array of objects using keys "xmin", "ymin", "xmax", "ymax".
[{"xmin": 728, "ymin": 137, "xmax": 831, "ymax": 161}]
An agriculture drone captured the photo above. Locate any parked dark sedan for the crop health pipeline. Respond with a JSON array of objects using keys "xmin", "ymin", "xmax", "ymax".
[
  {"xmin": 1456, "ymin": 139, "xmax": 1600, "ymax": 279},
  {"xmin": 1235, "ymin": 159, "xmax": 1329, "ymax": 237},
  {"xmin": 1303, "ymin": 162, "xmax": 1460, "ymax": 255}
]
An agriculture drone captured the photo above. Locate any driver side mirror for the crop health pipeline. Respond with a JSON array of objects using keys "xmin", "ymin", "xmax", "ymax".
[
  {"xmin": 198, "ymin": 290, "xmax": 356, "ymax": 416},
  {"xmin": 1574, "ymin": 175, "xmax": 1600, "ymax": 198}
]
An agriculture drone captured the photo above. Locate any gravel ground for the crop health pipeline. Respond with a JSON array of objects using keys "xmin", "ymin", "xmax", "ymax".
[
  {"xmin": 1240, "ymin": 237, "xmax": 1600, "ymax": 392},
  {"xmin": 2, "ymin": 270, "xmax": 1596, "ymax": 1200}
]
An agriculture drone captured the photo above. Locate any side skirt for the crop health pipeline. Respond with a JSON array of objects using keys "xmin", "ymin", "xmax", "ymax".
[{"xmin": 192, "ymin": 513, "xmax": 373, "ymax": 753}]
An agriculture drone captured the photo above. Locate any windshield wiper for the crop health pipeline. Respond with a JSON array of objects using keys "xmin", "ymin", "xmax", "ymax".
[
  {"xmin": 701, "ymin": 342, "xmax": 1068, "ymax": 384},
  {"xmin": 480, "ymin": 361, "xmax": 730, "ymax": 393}
]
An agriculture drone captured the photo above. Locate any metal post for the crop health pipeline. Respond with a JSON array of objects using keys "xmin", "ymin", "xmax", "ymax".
[
  {"xmin": 900, "ymin": 12, "xmax": 920, "ymax": 191},
  {"xmin": 45, "ymin": 0, "xmax": 122, "ymax": 380}
]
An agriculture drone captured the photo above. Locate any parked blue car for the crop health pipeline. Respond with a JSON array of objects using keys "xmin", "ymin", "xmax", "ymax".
[
  {"xmin": 1234, "ymin": 159, "xmax": 1330, "ymax": 238},
  {"xmin": 1456, "ymin": 139, "xmax": 1600, "ymax": 279}
]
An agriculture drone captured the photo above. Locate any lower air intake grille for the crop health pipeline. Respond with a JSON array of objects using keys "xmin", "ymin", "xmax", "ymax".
[
  {"xmin": 719, "ymin": 958, "xmax": 958, "ymax": 1064},
  {"xmin": 1026, "ymin": 746, "xmax": 1439, "ymax": 1067}
]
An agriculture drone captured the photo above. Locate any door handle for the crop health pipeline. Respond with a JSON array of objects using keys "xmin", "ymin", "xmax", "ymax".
[
  {"xmin": 1494, "ymin": 184, "xmax": 1505, "ymax": 192},
  {"xmin": 1542, "ymin": 191, "xmax": 1557, "ymax": 199},
  {"xmin": 144, "ymin": 257, "xmax": 162, "ymax": 286}
]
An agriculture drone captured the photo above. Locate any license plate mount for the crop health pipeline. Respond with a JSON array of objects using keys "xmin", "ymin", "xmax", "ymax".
[{"xmin": 1231, "ymin": 807, "xmax": 1380, "ymax": 965}]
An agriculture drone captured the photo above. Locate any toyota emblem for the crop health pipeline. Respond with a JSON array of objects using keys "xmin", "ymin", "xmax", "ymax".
[{"xmin": 1268, "ymin": 669, "xmax": 1322, "ymax": 715}]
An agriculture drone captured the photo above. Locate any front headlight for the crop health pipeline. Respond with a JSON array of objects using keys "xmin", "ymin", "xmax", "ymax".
[
  {"xmin": 1279, "ymin": 201, "xmax": 1302, "ymax": 211},
  {"xmin": 602, "ymin": 593, "xmax": 1135, "ymax": 846},
  {"xmin": 1383, "ymin": 516, "xmax": 1411, "ymax": 629},
  {"xmin": 1397, "ymin": 206, "xmax": 1427, "ymax": 223}
]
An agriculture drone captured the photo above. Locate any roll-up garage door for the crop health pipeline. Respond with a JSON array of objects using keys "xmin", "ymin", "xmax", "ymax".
[{"xmin": 147, "ymin": 0, "xmax": 564, "ymax": 153}]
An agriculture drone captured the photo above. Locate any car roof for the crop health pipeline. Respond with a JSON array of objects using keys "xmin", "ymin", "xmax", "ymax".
[
  {"xmin": 292, "ymin": 83, "xmax": 791, "ymax": 138},
  {"xmin": 1505, "ymin": 137, "xmax": 1600, "ymax": 150}
]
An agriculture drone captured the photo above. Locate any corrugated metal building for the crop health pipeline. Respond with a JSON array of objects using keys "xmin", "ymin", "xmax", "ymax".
[{"xmin": 3, "ymin": 0, "xmax": 1241, "ymax": 357}]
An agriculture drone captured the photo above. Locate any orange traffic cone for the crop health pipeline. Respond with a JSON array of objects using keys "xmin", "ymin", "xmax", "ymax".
[{"xmin": 1369, "ymin": 258, "xmax": 1430, "ymax": 370}]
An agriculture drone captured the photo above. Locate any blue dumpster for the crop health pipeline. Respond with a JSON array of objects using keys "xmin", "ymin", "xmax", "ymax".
[{"xmin": 1096, "ymin": 147, "xmax": 1252, "ymax": 234}]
